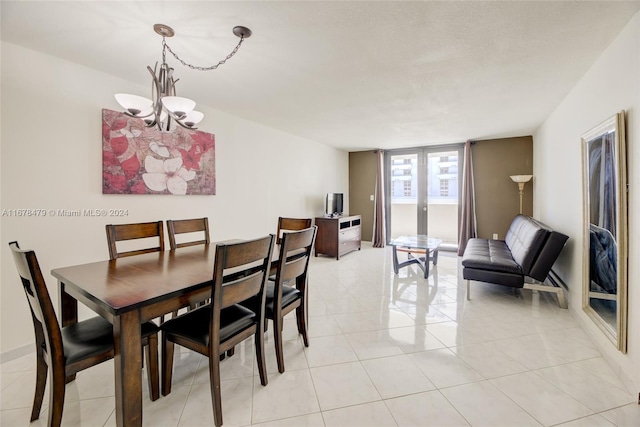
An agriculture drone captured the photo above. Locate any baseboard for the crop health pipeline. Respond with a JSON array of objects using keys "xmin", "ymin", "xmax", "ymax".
[
  {"xmin": 570, "ymin": 306, "xmax": 638, "ymax": 394},
  {"xmin": 0, "ymin": 342, "xmax": 34, "ymax": 364}
]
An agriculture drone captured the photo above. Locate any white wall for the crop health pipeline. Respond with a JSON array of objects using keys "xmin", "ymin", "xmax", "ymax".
[
  {"xmin": 534, "ymin": 12, "xmax": 639, "ymax": 391},
  {"xmin": 0, "ymin": 42, "xmax": 349, "ymax": 355}
]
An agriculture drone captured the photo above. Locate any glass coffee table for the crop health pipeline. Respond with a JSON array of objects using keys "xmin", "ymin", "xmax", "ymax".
[{"xmin": 388, "ymin": 235, "xmax": 443, "ymax": 279}]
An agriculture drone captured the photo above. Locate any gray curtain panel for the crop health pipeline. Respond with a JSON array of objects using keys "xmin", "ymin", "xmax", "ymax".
[
  {"xmin": 457, "ymin": 141, "xmax": 477, "ymax": 255},
  {"xmin": 373, "ymin": 150, "xmax": 386, "ymax": 248}
]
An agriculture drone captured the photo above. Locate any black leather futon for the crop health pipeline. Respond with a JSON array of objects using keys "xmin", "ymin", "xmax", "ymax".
[{"xmin": 462, "ymin": 215, "xmax": 569, "ymax": 307}]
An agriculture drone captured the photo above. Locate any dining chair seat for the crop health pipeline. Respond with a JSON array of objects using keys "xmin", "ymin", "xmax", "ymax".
[
  {"xmin": 161, "ymin": 305, "xmax": 256, "ymax": 347},
  {"xmin": 60, "ymin": 317, "xmax": 113, "ymax": 365},
  {"xmin": 62, "ymin": 316, "xmax": 159, "ymax": 366},
  {"xmin": 245, "ymin": 283, "xmax": 300, "ymax": 317}
]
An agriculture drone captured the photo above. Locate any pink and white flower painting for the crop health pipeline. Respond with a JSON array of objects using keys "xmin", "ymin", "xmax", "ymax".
[{"xmin": 102, "ymin": 109, "xmax": 215, "ymax": 195}]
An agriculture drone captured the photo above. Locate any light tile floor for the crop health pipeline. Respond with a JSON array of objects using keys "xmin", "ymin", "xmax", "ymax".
[{"xmin": 1, "ymin": 243, "xmax": 638, "ymax": 426}]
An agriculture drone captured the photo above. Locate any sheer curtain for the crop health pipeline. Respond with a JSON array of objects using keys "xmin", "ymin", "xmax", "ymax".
[
  {"xmin": 457, "ymin": 140, "xmax": 477, "ymax": 255},
  {"xmin": 372, "ymin": 150, "xmax": 386, "ymax": 248}
]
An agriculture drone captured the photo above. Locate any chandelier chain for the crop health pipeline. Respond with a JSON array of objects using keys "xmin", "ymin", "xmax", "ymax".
[{"xmin": 162, "ymin": 36, "xmax": 245, "ymax": 71}]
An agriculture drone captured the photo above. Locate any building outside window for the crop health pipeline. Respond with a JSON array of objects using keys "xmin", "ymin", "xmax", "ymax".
[
  {"xmin": 389, "ymin": 152, "xmax": 458, "ymax": 202},
  {"xmin": 403, "ymin": 180, "xmax": 412, "ymax": 196},
  {"xmin": 390, "ymin": 154, "xmax": 417, "ymax": 202},
  {"xmin": 440, "ymin": 179, "xmax": 449, "ymax": 196}
]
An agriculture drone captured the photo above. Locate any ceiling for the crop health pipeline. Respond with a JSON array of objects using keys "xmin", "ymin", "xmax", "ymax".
[{"xmin": 2, "ymin": 1, "xmax": 639, "ymax": 151}]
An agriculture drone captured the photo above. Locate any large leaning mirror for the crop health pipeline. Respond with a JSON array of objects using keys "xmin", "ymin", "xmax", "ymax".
[{"xmin": 581, "ymin": 111, "xmax": 628, "ymax": 352}]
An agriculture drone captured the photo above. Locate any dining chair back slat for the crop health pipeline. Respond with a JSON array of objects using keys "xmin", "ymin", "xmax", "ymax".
[
  {"xmin": 167, "ymin": 218, "xmax": 210, "ymax": 250},
  {"xmin": 220, "ymin": 270, "xmax": 265, "ymax": 309},
  {"xmin": 276, "ymin": 217, "xmax": 312, "ymax": 245},
  {"xmin": 106, "ymin": 221, "xmax": 165, "ymax": 259},
  {"xmin": 220, "ymin": 237, "xmax": 273, "ymax": 269},
  {"xmin": 280, "ymin": 255, "xmax": 308, "ymax": 283}
]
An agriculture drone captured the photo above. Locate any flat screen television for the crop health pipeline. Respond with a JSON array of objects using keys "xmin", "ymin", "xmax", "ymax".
[{"xmin": 326, "ymin": 193, "xmax": 344, "ymax": 216}]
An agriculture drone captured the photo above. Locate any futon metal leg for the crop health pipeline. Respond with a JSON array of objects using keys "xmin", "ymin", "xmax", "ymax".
[
  {"xmin": 466, "ymin": 280, "xmax": 470, "ymax": 300},
  {"xmin": 523, "ymin": 283, "xmax": 568, "ymax": 309}
]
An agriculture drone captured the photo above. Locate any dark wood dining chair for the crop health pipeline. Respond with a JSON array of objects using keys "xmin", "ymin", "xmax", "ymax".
[
  {"xmin": 160, "ymin": 234, "xmax": 275, "ymax": 427},
  {"xmin": 105, "ymin": 221, "xmax": 165, "ymax": 259},
  {"xmin": 167, "ymin": 217, "xmax": 211, "ymax": 309},
  {"xmin": 105, "ymin": 221, "xmax": 178, "ymax": 320},
  {"xmin": 166, "ymin": 217, "xmax": 210, "ymax": 250},
  {"xmin": 276, "ymin": 217, "xmax": 312, "ymax": 245},
  {"xmin": 8, "ymin": 241, "xmax": 160, "ymax": 427},
  {"xmin": 243, "ymin": 226, "xmax": 317, "ymax": 373}
]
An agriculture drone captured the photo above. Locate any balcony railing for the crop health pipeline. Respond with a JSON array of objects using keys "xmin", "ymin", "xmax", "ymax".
[{"xmin": 389, "ymin": 201, "xmax": 458, "ymax": 246}]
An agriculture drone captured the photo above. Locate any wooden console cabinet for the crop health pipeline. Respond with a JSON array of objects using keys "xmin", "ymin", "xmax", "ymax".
[{"xmin": 314, "ymin": 215, "xmax": 361, "ymax": 260}]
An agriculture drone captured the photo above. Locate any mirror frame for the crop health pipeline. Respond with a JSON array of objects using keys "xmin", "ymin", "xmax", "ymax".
[{"xmin": 581, "ymin": 111, "xmax": 628, "ymax": 353}]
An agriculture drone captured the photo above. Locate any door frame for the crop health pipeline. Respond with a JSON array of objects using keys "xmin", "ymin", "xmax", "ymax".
[{"xmin": 384, "ymin": 144, "xmax": 464, "ymax": 246}]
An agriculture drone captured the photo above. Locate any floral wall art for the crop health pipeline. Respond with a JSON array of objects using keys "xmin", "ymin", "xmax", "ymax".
[{"xmin": 102, "ymin": 109, "xmax": 216, "ymax": 195}]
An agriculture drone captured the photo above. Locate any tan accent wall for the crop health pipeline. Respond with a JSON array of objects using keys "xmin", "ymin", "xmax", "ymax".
[
  {"xmin": 348, "ymin": 137, "xmax": 533, "ymax": 243},
  {"xmin": 472, "ymin": 136, "xmax": 533, "ymax": 239},
  {"xmin": 348, "ymin": 151, "xmax": 377, "ymax": 242}
]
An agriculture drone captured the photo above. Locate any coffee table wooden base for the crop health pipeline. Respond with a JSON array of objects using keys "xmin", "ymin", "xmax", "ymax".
[{"xmin": 392, "ymin": 246, "xmax": 439, "ymax": 279}]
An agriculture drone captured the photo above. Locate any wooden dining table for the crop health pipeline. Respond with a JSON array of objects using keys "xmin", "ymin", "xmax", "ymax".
[{"xmin": 50, "ymin": 241, "xmax": 278, "ymax": 427}]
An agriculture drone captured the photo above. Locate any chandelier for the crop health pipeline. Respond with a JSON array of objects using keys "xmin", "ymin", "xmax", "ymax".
[{"xmin": 115, "ymin": 23, "xmax": 251, "ymax": 131}]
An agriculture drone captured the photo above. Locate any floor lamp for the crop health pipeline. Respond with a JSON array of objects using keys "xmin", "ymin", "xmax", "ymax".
[{"xmin": 510, "ymin": 175, "xmax": 533, "ymax": 214}]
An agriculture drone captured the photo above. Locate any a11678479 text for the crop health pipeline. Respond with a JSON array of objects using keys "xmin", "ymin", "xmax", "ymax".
[{"xmin": 1, "ymin": 209, "xmax": 129, "ymax": 217}]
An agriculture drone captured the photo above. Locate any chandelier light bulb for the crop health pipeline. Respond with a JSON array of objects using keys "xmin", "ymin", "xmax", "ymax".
[
  {"xmin": 161, "ymin": 96, "xmax": 196, "ymax": 119},
  {"xmin": 114, "ymin": 94, "xmax": 153, "ymax": 116},
  {"xmin": 182, "ymin": 111, "xmax": 204, "ymax": 128}
]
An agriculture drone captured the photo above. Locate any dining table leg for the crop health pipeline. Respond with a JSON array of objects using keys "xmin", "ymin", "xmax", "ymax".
[
  {"xmin": 113, "ymin": 310, "xmax": 143, "ymax": 427},
  {"xmin": 58, "ymin": 281, "xmax": 78, "ymax": 327}
]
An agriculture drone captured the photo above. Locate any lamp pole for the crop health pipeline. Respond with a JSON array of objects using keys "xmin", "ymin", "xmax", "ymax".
[
  {"xmin": 510, "ymin": 175, "xmax": 533, "ymax": 215},
  {"xmin": 517, "ymin": 182, "xmax": 525, "ymax": 214}
]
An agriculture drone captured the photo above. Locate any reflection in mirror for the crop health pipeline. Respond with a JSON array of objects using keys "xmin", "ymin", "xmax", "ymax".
[{"xmin": 582, "ymin": 111, "xmax": 627, "ymax": 353}]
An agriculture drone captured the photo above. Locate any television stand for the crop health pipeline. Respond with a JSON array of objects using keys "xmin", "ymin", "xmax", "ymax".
[{"xmin": 314, "ymin": 215, "xmax": 361, "ymax": 260}]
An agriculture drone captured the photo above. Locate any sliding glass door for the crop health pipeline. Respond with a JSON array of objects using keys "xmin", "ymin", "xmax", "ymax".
[{"xmin": 385, "ymin": 145, "xmax": 462, "ymax": 249}]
